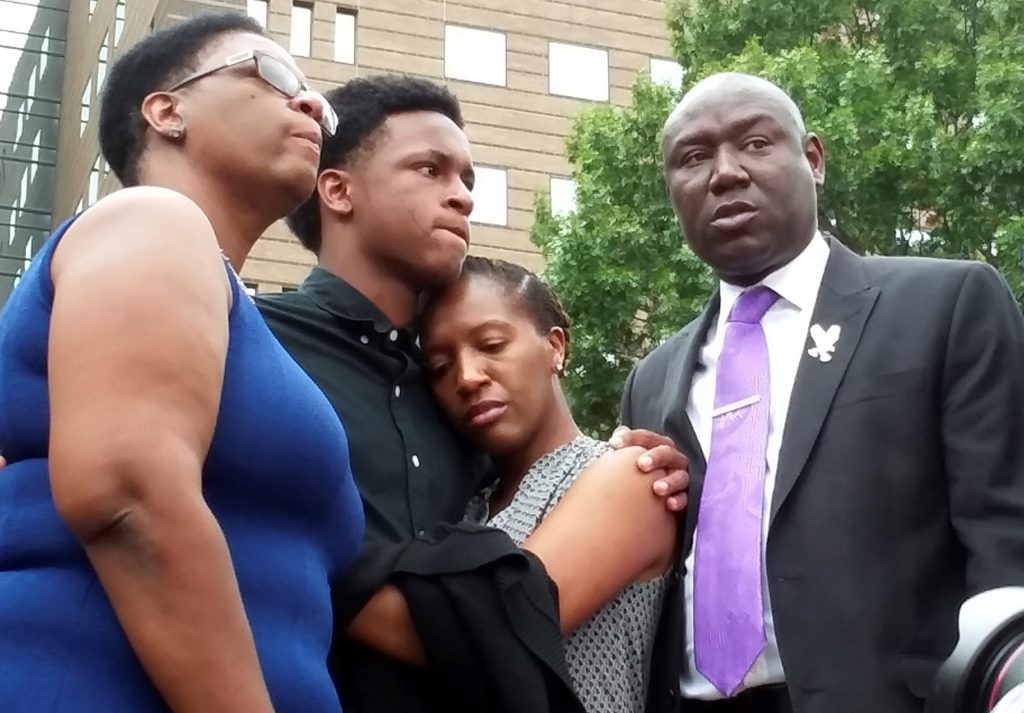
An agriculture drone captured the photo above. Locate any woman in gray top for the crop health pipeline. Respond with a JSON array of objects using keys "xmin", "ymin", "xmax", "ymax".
[{"xmin": 418, "ymin": 256, "xmax": 676, "ymax": 713}]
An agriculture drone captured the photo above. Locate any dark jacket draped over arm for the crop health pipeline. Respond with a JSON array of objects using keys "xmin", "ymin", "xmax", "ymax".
[{"xmin": 331, "ymin": 522, "xmax": 587, "ymax": 713}]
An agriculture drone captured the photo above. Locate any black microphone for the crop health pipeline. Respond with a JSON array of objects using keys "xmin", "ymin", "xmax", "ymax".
[{"xmin": 927, "ymin": 587, "xmax": 1024, "ymax": 712}]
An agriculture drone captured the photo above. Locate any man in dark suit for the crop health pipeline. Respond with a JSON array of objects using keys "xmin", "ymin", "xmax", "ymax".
[{"xmin": 621, "ymin": 72, "xmax": 1024, "ymax": 713}]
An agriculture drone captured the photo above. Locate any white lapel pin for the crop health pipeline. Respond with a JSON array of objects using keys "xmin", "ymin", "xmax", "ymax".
[{"xmin": 807, "ymin": 324, "xmax": 841, "ymax": 363}]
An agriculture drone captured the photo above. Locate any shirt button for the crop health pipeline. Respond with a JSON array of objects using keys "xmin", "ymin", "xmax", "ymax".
[
  {"xmin": 411, "ymin": 455, "xmax": 420, "ymax": 468},
  {"xmin": 359, "ymin": 335, "xmax": 369, "ymax": 345},
  {"xmin": 394, "ymin": 385, "xmax": 401, "ymax": 398},
  {"xmin": 389, "ymin": 329, "xmax": 399, "ymax": 342}
]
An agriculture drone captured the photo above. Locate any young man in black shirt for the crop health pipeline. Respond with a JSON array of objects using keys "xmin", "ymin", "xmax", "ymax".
[
  {"xmin": 256, "ymin": 75, "xmax": 687, "ymax": 710},
  {"xmin": 258, "ymin": 77, "xmax": 488, "ymax": 549}
]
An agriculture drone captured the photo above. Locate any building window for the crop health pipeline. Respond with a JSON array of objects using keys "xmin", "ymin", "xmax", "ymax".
[
  {"xmin": 334, "ymin": 9, "xmax": 356, "ymax": 64},
  {"xmin": 80, "ymin": 77, "xmax": 92, "ymax": 135},
  {"xmin": 88, "ymin": 156, "xmax": 101, "ymax": 205},
  {"xmin": 650, "ymin": 58, "xmax": 685, "ymax": 91},
  {"xmin": 21, "ymin": 231, "xmax": 35, "ymax": 267},
  {"xmin": 88, "ymin": 0, "xmax": 97, "ymax": 19},
  {"xmin": 471, "ymin": 167, "xmax": 508, "ymax": 227},
  {"xmin": 114, "ymin": 0, "xmax": 125, "ymax": 45},
  {"xmin": 97, "ymin": 33, "xmax": 110, "ymax": 90},
  {"xmin": 548, "ymin": 42, "xmax": 608, "ymax": 101},
  {"xmin": 550, "ymin": 177, "xmax": 578, "ymax": 217},
  {"xmin": 246, "ymin": 0, "xmax": 268, "ymax": 27},
  {"xmin": 39, "ymin": 28, "xmax": 51, "ymax": 76},
  {"xmin": 291, "ymin": 3, "xmax": 313, "ymax": 58},
  {"xmin": 444, "ymin": 25, "xmax": 506, "ymax": 87}
]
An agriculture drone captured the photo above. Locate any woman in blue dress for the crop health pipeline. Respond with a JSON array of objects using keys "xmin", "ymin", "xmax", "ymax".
[{"xmin": 0, "ymin": 12, "xmax": 363, "ymax": 713}]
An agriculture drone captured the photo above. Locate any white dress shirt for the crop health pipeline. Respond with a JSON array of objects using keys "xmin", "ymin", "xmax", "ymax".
[{"xmin": 681, "ymin": 232, "xmax": 830, "ymax": 699}]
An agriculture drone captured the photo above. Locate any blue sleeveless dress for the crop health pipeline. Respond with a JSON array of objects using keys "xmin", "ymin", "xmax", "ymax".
[{"xmin": 0, "ymin": 216, "xmax": 365, "ymax": 712}]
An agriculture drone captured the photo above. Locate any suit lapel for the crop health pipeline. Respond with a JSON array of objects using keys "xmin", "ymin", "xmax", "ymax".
[
  {"xmin": 770, "ymin": 239, "xmax": 879, "ymax": 525},
  {"xmin": 665, "ymin": 295, "xmax": 718, "ymax": 555},
  {"xmin": 665, "ymin": 295, "xmax": 718, "ymax": 465}
]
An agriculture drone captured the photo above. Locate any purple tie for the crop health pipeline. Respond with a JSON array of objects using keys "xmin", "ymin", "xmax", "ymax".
[{"xmin": 694, "ymin": 286, "xmax": 779, "ymax": 696}]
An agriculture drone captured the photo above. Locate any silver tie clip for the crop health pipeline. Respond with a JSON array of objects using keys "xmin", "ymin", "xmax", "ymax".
[{"xmin": 711, "ymin": 394, "xmax": 761, "ymax": 418}]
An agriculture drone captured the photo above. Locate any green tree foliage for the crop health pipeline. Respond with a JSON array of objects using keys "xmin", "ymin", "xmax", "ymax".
[{"xmin": 531, "ymin": 0, "xmax": 1024, "ymax": 436}]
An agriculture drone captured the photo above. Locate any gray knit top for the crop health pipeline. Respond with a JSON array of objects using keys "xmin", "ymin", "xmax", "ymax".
[{"xmin": 486, "ymin": 435, "xmax": 668, "ymax": 713}]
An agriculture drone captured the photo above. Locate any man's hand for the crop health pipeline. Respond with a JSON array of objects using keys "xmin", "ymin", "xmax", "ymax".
[
  {"xmin": 609, "ymin": 427, "xmax": 688, "ymax": 512},
  {"xmin": 0, "ymin": 454, "xmax": 6, "ymax": 469}
]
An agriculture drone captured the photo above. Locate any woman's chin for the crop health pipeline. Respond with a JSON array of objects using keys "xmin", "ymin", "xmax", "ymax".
[{"xmin": 467, "ymin": 422, "xmax": 524, "ymax": 460}]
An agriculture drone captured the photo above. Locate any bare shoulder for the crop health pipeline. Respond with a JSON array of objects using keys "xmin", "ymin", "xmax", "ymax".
[
  {"xmin": 58, "ymin": 187, "xmax": 219, "ymax": 266},
  {"xmin": 563, "ymin": 444, "xmax": 676, "ymax": 578},
  {"xmin": 588, "ymin": 445, "xmax": 647, "ymax": 474},
  {"xmin": 53, "ymin": 187, "xmax": 226, "ymax": 298},
  {"xmin": 575, "ymin": 446, "xmax": 658, "ymax": 499},
  {"xmin": 70, "ymin": 186, "xmax": 211, "ymax": 232}
]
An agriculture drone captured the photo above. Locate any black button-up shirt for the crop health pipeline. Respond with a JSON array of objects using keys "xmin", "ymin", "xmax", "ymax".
[{"xmin": 256, "ymin": 268, "xmax": 490, "ymax": 545}]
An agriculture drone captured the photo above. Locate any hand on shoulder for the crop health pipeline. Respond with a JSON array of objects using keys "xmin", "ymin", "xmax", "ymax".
[
  {"xmin": 557, "ymin": 445, "xmax": 677, "ymax": 573},
  {"xmin": 609, "ymin": 426, "xmax": 690, "ymax": 512},
  {"xmin": 523, "ymin": 444, "xmax": 678, "ymax": 632}
]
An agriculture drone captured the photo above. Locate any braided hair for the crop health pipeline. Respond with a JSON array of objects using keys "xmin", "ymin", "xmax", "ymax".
[{"xmin": 454, "ymin": 256, "xmax": 572, "ymax": 373}]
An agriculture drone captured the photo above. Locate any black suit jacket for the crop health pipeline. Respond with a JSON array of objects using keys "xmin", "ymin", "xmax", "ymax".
[{"xmin": 621, "ymin": 239, "xmax": 1024, "ymax": 713}]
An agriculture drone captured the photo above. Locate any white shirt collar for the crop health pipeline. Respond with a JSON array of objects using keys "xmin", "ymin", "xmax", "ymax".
[{"xmin": 718, "ymin": 231, "xmax": 830, "ymax": 320}]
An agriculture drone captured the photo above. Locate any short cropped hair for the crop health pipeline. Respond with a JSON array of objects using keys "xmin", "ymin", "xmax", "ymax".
[
  {"xmin": 286, "ymin": 75, "xmax": 465, "ymax": 254},
  {"xmin": 99, "ymin": 12, "xmax": 264, "ymax": 186}
]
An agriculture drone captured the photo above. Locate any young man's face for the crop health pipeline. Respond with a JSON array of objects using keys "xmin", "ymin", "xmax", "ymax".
[{"xmin": 346, "ymin": 110, "xmax": 476, "ymax": 291}]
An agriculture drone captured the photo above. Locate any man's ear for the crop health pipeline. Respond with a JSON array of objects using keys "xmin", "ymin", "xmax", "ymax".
[
  {"xmin": 318, "ymin": 168, "xmax": 354, "ymax": 217},
  {"xmin": 805, "ymin": 132, "xmax": 826, "ymax": 187}
]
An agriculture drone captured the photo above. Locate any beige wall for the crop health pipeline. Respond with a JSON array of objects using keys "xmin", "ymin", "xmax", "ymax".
[{"xmin": 56, "ymin": 0, "xmax": 675, "ymax": 292}]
